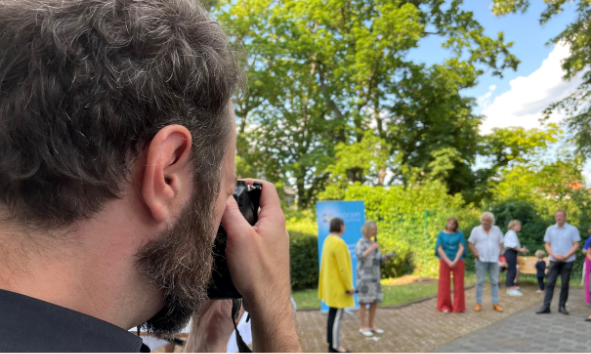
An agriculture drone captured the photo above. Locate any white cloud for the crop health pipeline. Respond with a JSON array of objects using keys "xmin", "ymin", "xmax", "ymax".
[
  {"xmin": 479, "ymin": 43, "xmax": 583, "ymax": 134},
  {"xmin": 476, "ymin": 84, "xmax": 497, "ymax": 110}
]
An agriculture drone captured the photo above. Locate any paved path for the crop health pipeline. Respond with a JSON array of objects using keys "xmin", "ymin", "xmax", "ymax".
[
  {"xmin": 296, "ymin": 282, "xmax": 552, "ymax": 352},
  {"xmin": 434, "ymin": 285, "xmax": 591, "ymax": 353}
]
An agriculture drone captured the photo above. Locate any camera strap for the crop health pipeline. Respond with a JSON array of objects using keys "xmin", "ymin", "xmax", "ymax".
[{"xmin": 232, "ymin": 299, "xmax": 252, "ymax": 353}]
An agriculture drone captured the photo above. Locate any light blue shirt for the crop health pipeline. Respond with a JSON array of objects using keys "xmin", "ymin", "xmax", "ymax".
[{"xmin": 544, "ymin": 223, "xmax": 581, "ymax": 263}]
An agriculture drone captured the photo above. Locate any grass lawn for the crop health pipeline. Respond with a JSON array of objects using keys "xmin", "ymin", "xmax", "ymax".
[{"xmin": 293, "ymin": 275, "xmax": 477, "ymax": 309}]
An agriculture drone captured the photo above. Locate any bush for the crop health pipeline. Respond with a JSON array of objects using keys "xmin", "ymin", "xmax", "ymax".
[{"xmin": 285, "ymin": 209, "xmax": 319, "ymax": 291}]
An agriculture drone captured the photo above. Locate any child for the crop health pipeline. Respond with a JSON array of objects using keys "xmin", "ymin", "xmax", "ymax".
[{"xmin": 535, "ymin": 250, "xmax": 547, "ymax": 294}]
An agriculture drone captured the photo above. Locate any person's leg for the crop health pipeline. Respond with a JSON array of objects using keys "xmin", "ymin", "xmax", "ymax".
[
  {"xmin": 359, "ymin": 303, "xmax": 367, "ymax": 330},
  {"xmin": 437, "ymin": 259, "xmax": 452, "ymax": 311},
  {"xmin": 333, "ymin": 308, "xmax": 345, "ymax": 350},
  {"xmin": 489, "ymin": 262, "xmax": 500, "ymax": 304},
  {"xmin": 515, "ymin": 264, "xmax": 520, "ymax": 284},
  {"xmin": 542, "ymin": 262, "xmax": 560, "ymax": 309},
  {"xmin": 475, "ymin": 259, "xmax": 486, "ymax": 305},
  {"xmin": 585, "ymin": 258, "xmax": 591, "ymax": 303},
  {"xmin": 559, "ymin": 261, "xmax": 574, "ymax": 308},
  {"xmin": 452, "ymin": 260, "xmax": 465, "ymax": 312},
  {"xmin": 537, "ymin": 276, "xmax": 545, "ymax": 291},
  {"xmin": 327, "ymin": 307, "xmax": 337, "ymax": 349},
  {"xmin": 368, "ymin": 302, "xmax": 377, "ymax": 329},
  {"xmin": 505, "ymin": 250, "xmax": 517, "ymax": 288}
]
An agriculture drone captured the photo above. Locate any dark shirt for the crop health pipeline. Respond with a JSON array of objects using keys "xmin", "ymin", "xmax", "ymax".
[
  {"xmin": 535, "ymin": 260, "xmax": 546, "ymax": 278},
  {"xmin": 0, "ymin": 289, "xmax": 149, "ymax": 352}
]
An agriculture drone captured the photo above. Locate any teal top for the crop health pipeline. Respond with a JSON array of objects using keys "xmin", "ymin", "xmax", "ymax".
[{"xmin": 435, "ymin": 231, "xmax": 468, "ymax": 261}]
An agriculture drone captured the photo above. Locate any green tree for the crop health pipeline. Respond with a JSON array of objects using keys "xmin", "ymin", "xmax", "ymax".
[
  {"xmin": 491, "ymin": 0, "xmax": 591, "ymax": 158},
  {"xmin": 216, "ymin": 0, "xmax": 520, "ymax": 208}
]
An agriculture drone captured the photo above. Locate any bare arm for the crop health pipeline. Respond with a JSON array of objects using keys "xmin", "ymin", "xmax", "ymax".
[
  {"xmin": 545, "ymin": 242, "xmax": 558, "ymax": 261},
  {"xmin": 437, "ymin": 245, "xmax": 452, "ymax": 264},
  {"xmin": 455, "ymin": 242, "xmax": 464, "ymax": 261},
  {"xmin": 563, "ymin": 241, "xmax": 580, "ymax": 260},
  {"xmin": 469, "ymin": 242, "xmax": 479, "ymax": 260},
  {"xmin": 364, "ymin": 242, "xmax": 379, "ymax": 257}
]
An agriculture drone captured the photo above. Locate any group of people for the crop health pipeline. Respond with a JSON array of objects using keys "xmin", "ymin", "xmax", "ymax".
[
  {"xmin": 319, "ymin": 208, "xmax": 590, "ymax": 353},
  {"xmin": 318, "ymin": 218, "xmax": 391, "ymax": 353},
  {"xmin": 436, "ymin": 209, "xmax": 586, "ymax": 318}
]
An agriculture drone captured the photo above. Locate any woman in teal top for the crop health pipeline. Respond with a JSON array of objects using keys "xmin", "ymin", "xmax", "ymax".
[{"xmin": 435, "ymin": 217, "xmax": 467, "ymax": 313}]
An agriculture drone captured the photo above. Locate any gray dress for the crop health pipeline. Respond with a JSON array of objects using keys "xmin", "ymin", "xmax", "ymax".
[{"xmin": 356, "ymin": 238, "xmax": 384, "ymax": 303}]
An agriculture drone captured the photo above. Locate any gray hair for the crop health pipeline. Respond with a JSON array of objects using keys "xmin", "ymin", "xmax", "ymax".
[
  {"xmin": 480, "ymin": 211, "xmax": 495, "ymax": 225},
  {"xmin": 360, "ymin": 221, "xmax": 377, "ymax": 236}
]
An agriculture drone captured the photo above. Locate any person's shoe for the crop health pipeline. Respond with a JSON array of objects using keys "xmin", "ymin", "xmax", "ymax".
[
  {"xmin": 493, "ymin": 304, "xmax": 503, "ymax": 312},
  {"xmin": 585, "ymin": 317, "xmax": 591, "ymax": 322},
  {"xmin": 442, "ymin": 309, "xmax": 450, "ymax": 313},
  {"xmin": 536, "ymin": 290, "xmax": 544, "ymax": 294},
  {"xmin": 474, "ymin": 304, "xmax": 482, "ymax": 312},
  {"xmin": 536, "ymin": 306, "xmax": 551, "ymax": 314},
  {"xmin": 507, "ymin": 289, "xmax": 523, "ymax": 296},
  {"xmin": 369, "ymin": 328, "xmax": 384, "ymax": 334},
  {"xmin": 559, "ymin": 306, "xmax": 569, "ymax": 315},
  {"xmin": 329, "ymin": 346, "xmax": 350, "ymax": 353},
  {"xmin": 514, "ymin": 285, "xmax": 521, "ymax": 289},
  {"xmin": 359, "ymin": 328, "xmax": 373, "ymax": 337}
]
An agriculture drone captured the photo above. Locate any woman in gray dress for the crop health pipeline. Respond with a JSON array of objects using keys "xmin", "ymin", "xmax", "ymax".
[{"xmin": 356, "ymin": 221, "xmax": 391, "ymax": 337}]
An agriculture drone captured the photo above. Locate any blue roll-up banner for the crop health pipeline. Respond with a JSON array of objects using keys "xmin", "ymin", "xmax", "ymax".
[{"xmin": 316, "ymin": 200, "xmax": 365, "ymax": 312}]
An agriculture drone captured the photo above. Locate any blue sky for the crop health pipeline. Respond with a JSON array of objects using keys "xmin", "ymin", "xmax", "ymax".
[
  {"xmin": 406, "ymin": 1, "xmax": 589, "ymax": 180},
  {"xmin": 408, "ymin": 1, "xmax": 578, "ymax": 119}
]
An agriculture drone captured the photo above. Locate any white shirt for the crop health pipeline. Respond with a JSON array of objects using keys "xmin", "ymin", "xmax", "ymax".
[
  {"xmin": 468, "ymin": 225, "xmax": 504, "ymax": 263},
  {"xmin": 504, "ymin": 230, "xmax": 521, "ymax": 249}
]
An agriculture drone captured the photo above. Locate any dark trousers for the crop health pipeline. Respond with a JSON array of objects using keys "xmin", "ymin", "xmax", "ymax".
[
  {"xmin": 327, "ymin": 307, "xmax": 344, "ymax": 349},
  {"xmin": 543, "ymin": 261, "xmax": 574, "ymax": 308},
  {"xmin": 505, "ymin": 249, "xmax": 518, "ymax": 287},
  {"xmin": 537, "ymin": 276, "xmax": 545, "ymax": 291}
]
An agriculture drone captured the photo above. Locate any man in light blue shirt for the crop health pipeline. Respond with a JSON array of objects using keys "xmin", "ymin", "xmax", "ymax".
[
  {"xmin": 468, "ymin": 211, "xmax": 504, "ymax": 312},
  {"xmin": 536, "ymin": 210, "xmax": 580, "ymax": 315}
]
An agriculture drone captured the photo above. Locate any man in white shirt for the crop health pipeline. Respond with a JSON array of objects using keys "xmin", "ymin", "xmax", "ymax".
[
  {"xmin": 468, "ymin": 212, "xmax": 504, "ymax": 312},
  {"xmin": 536, "ymin": 210, "xmax": 580, "ymax": 315}
]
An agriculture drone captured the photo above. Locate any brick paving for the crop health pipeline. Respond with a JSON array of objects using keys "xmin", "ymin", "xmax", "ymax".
[
  {"xmin": 434, "ymin": 285, "xmax": 591, "ymax": 353},
  {"xmin": 296, "ymin": 282, "xmax": 558, "ymax": 352}
]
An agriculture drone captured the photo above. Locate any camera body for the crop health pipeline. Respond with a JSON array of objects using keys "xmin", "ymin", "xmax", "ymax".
[{"xmin": 207, "ymin": 180, "xmax": 262, "ymax": 299}]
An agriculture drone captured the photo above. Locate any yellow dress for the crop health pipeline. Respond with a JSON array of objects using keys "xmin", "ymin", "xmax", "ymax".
[{"xmin": 318, "ymin": 235, "xmax": 355, "ymax": 308}]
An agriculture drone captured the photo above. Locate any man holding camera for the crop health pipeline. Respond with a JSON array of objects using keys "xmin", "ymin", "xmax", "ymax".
[{"xmin": 0, "ymin": 0, "xmax": 300, "ymax": 352}]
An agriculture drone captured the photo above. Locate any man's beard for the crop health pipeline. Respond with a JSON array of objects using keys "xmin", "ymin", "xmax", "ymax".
[{"xmin": 135, "ymin": 179, "xmax": 219, "ymax": 339}]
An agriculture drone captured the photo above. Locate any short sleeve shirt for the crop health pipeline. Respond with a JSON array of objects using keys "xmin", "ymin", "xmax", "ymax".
[
  {"xmin": 544, "ymin": 223, "xmax": 581, "ymax": 263},
  {"xmin": 468, "ymin": 225, "xmax": 504, "ymax": 263},
  {"xmin": 503, "ymin": 230, "xmax": 521, "ymax": 249}
]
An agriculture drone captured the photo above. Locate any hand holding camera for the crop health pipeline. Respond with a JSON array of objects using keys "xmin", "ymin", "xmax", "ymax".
[{"xmin": 219, "ymin": 179, "xmax": 300, "ymax": 352}]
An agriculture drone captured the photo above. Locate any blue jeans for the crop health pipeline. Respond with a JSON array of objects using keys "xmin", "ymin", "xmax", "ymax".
[{"xmin": 475, "ymin": 259, "xmax": 499, "ymax": 305}]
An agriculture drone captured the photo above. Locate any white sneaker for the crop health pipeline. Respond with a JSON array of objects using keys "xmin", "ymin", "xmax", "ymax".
[
  {"xmin": 370, "ymin": 328, "xmax": 384, "ymax": 334},
  {"xmin": 507, "ymin": 289, "xmax": 523, "ymax": 296},
  {"xmin": 359, "ymin": 328, "xmax": 373, "ymax": 337}
]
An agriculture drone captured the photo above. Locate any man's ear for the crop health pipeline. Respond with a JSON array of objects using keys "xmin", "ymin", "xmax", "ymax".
[{"xmin": 142, "ymin": 125, "xmax": 193, "ymax": 223}]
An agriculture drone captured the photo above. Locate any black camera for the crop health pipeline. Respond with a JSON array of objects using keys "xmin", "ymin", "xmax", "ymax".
[{"xmin": 207, "ymin": 180, "xmax": 262, "ymax": 299}]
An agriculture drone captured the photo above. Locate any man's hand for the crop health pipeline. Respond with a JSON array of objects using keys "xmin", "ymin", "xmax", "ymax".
[
  {"xmin": 474, "ymin": 253, "xmax": 480, "ymax": 260},
  {"xmin": 221, "ymin": 179, "xmax": 301, "ymax": 352},
  {"xmin": 449, "ymin": 260, "xmax": 457, "ymax": 268},
  {"xmin": 346, "ymin": 289, "xmax": 356, "ymax": 295},
  {"xmin": 184, "ymin": 300, "xmax": 235, "ymax": 353},
  {"xmin": 553, "ymin": 254, "xmax": 565, "ymax": 262}
]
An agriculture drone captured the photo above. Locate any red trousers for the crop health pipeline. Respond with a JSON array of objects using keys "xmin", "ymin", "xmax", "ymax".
[{"xmin": 437, "ymin": 259, "xmax": 465, "ymax": 312}]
